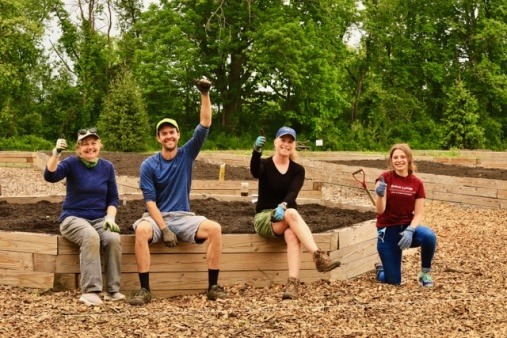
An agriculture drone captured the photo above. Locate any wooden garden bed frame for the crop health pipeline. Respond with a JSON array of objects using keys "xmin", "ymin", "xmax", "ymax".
[{"xmin": 0, "ymin": 197, "xmax": 377, "ymax": 298}]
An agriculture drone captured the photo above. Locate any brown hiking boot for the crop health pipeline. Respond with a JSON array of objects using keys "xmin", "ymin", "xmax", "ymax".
[
  {"xmin": 282, "ymin": 277, "xmax": 299, "ymax": 300},
  {"xmin": 129, "ymin": 288, "xmax": 151, "ymax": 306},
  {"xmin": 206, "ymin": 285, "xmax": 228, "ymax": 301},
  {"xmin": 313, "ymin": 249, "xmax": 341, "ymax": 272}
]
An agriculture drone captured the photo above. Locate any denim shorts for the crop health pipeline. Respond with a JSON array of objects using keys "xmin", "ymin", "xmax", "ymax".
[{"xmin": 132, "ymin": 211, "xmax": 207, "ymax": 244}]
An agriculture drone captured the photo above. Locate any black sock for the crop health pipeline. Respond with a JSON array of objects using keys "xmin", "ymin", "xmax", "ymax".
[
  {"xmin": 139, "ymin": 272, "xmax": 150, "ymax": 291},
  {"xmin": 208, "ymin": 269, "xmax": 219, "ymax": 290}
]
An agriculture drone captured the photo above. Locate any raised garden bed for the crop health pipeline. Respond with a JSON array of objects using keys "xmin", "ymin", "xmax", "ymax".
[{"xmin": 0, "ymin": 197, "xmax": 376, "ymax": 298}]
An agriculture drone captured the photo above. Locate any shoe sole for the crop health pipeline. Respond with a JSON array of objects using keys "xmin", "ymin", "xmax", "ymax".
[
  {"xmin": 317, "ymin": 260, "xmax": 341, "ymax": 272},
  {"xmin": 79, "ymin": 296, "xmax": 103, "ymax": 306},
  {"xmin": 104, "ymin": 296, "xmax": 126, "ymax": 301}
]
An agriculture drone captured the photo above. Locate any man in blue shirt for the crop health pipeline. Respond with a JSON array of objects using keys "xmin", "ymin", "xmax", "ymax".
[{"xmin": 129, "ymin": 78, "xmax": 227, "ymax": 305}]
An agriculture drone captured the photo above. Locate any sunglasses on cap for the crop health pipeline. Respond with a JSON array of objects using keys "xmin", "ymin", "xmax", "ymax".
[{"xmin": 78, "ymin": 128, "xmax": 97, "ymax": 135}]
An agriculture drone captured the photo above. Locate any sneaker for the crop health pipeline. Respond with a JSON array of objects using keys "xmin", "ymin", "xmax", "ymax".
[
  {"xmin": 206, "ymin": 285, "xmax": 228, "ymax": 301},
  {"xmin": 313, "ymin": 250, "xmax": 341, "ymax": 272},
  {"xmin": 282, "ymin": 277, "xmax": 299, "ymax": 300},
  {"xmin": 129, "ymin": 288, "xmax": 152, "ymax": 306},
  {"xmin": 79, "ymin": 293, "xmax": 103, "ymax": 306},
  {"xmin": 418, "ymin": 272, "xmax": 434, "ymax": 287},
  {"xmin": 104, "ymin": 292, "xmax": 126, "ymax": 301},
  {"xmin": 374, "ymin": 263, "xmax": 384, "ymax": 279}
]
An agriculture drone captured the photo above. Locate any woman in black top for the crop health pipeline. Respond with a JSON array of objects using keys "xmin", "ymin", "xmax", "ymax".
[{"xmin": 250, "ymin": 126, "xmax": 341, "ymax": 300}]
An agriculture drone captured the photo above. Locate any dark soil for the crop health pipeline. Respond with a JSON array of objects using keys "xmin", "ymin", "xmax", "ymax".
[
  {"xmin": 0, "ymin": 199, "xmax": 375, "ymax": 235},
  {"xmin": 328, "ymin": 159, "xmax": 506, "ymax": 180}
]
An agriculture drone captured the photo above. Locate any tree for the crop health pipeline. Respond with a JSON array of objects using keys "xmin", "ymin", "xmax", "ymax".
[
  {"xmin": 442, "ymin": 80, "xmax": 484, "ymax": 149},
  {"xmin": 0, "ymin": 0, "xmax": 49, "ymax": 138},
  {"xmin": 98, "ymin": 70, "xmax": 150, "ymax": 151},
  {"xmin": 132, "ymin": 0, "xmax": 355, "ymax": 139}
]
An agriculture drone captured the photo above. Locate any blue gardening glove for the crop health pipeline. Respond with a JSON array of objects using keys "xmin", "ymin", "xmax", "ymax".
[
  {"xmin": 52, "ymin": 138, "xmax": 67, "ymax": 157},
  {"xmin": 270, "ymin": 203, "xmax": 286, "ymax": 222},
  {"xmin": 398, "ymin": 226, "xmax": 415, "ymax": 250},
  {"xmin": 103, "ymin": 216, "xmax": 120, "ymax": 233},
  {"xmin": 376, "ymin": 177, "xmax": 387, "ymax": 197},
  {"xmin": 161, "ymin": 227, "xmax": 178, "ymax": 247},
  {"xmin": 254, "ymin": 136, "xmax": 266, "ymax": 152}
]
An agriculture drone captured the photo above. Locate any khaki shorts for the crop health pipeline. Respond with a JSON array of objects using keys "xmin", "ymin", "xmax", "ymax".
[
  {"xmin": 132, "ymin": 211, "xmax": 207, "ymax": 244},
  {"xmin": 253, "ymin": 209, "xmax": 282, "ymax": 239}
]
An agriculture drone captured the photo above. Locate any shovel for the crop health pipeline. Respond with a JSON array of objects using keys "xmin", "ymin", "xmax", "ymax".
[{"xmin": 352, "ymin": 168, "xmax": 376, "ymax": 206}]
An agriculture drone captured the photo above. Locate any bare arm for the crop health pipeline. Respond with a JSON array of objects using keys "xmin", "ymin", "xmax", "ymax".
[
  {"xmin": 145, "ymin": 200, "xmax": 168, "ymax": 230},
  {"xmin": 46, "ymin": 154, "xmax": 59, "ymax": 172},
  {"xmin": 410, "ymin": 198, "xmax": 425, "ymax": 227},
  {"xmin": 200, "ymin": 92, "xmax": 212, "ymax": 128}
]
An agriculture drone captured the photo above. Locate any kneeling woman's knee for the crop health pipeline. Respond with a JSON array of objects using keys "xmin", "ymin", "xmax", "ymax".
[{"xmin": 419, "ymin": 226, "xmax": 437, "ymax": 243}]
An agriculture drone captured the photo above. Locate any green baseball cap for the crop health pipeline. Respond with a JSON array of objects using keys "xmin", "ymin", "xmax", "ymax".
[{"xmin": 156, "ymin": 118, "xmax": 179, "ymax": 133}]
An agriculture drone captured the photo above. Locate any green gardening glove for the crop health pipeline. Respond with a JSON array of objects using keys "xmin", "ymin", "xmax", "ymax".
[{"xmin": 103, "ymin": 216, "xmax": 120, "ymax": 233}]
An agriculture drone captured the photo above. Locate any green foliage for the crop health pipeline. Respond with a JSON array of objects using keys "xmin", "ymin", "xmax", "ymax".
[
  {"xmin": 98, "ymin": 71, "xmax": 150, "ymax": 152},
  {"xmin": 0, "ymin": 135, "xmax": 53, "ymax": 151},
  {"xmin": 442, "ymin": 81, "xmax": 485, "ymax": 150}
]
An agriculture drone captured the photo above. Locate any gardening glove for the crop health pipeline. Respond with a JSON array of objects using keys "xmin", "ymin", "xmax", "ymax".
[
  {"xmin": 270, "ymin": 203, "xmax": 286, "ymax": 222},
  {"xmin": 103, "ymin": 216, "xmax": 120, "ymax": 233},
  {"xmin": 193, "ymin": 77, "xmax": 212, "ymax": 94},
  {"xmin": 52, "ymin": 138, "xmax": 68, "ymax": 157},
  {"xmin": 375, "ymin": 177, "xmax": 387, "ymax": 197},
  {"xmin": 398, "ymin": 226, "xmax": 415, "ymax": 250},
  {"xmin": 254, "ymin": 136, "xmax": 266, "ymax": 152},
  {"xmin": 161, "ymin": 227, "xmax": 178, "ymax": 247}
]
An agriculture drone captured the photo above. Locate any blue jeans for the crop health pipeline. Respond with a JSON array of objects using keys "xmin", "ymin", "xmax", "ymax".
[{"xmin": 376, "ymin": 225, "xmax": 437, "ymax": 285}]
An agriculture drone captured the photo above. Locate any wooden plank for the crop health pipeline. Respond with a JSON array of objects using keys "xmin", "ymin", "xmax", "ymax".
[
  {"xmin": 0, "ymin": 196, "xmax": 65, "ymax": 204},
  {"xmin": 330, "ymin": 238, "xmax": 377, "ymax": 264},
  {"xmin": 425, "ymin": 182, "xmax": 498, "ymax": 198},
  {"xmin": 33, "ymin": 253, "xmax": 57, "ymax": 273},
  {"xmin": 0, "ymin": 231, "xmax": 58, "ymax": 255},
  {"xmin": 58, "ymin": 231, "xmax": 338, "ymax": 256},
  {"xmin": 498, "ymin": 189, "xmax": 507, "ymax": 199},
  {"xmin": 0, "ymin": 251, "xmax": 33, "ymax": 271},
  {"xmin": 56, "ymin": 251, "xmax": 322, "ymax": 274},
  {"xmin": 330, "ymin": 252, "xmax": 378, "ymax": 281},
  {"xmin": 0, "ymin": 269, "xmax": 54, "ymax": 288},
  {"xmin": 53, "ymin": 273, "xmax": 77, "ymax": 291},
  {"xmin": 335, "ymin": 220, "xmax": 376, "ymax": 249},
  {"xmin": 461, "ymin": 196, "xmax": 502, "ymax": 208},
  {"xmin": 0, "ymin": 163, "xmax": 33, "ymax": 168},
  {"xmin": 119, "ymin": 269, "xmax": 330, "ymax": 292}
]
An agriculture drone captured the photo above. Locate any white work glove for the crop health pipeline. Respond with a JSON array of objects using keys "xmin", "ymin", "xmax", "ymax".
[{"xmin": 52, "ymin": 139, "xmax": 68, "ymax": 157}]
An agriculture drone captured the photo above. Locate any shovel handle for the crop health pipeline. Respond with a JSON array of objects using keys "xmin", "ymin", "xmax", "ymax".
[{"xmin": 352, "ymin": 169, "xmax": 363, "ymax": 175}]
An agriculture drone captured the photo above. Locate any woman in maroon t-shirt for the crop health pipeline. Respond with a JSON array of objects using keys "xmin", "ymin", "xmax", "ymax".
[{"xmin": 374, "ymin": 143, "xmax": 437, "ymax": 287}]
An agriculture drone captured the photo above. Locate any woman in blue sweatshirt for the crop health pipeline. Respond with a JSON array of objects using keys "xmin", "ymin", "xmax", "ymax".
[{"xmin": 44, "ymin": 128, "xmax": 123, "ymax": 306}]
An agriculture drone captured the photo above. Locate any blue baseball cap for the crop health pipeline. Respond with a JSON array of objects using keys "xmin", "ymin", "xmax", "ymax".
[{"xmin": 275, "ymin": 126, "xmax": 296, "ymax": 140}]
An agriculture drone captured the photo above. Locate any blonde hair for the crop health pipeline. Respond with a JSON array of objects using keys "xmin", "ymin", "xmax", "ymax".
[{"xmin": 387, "ymin": 143, "xmax": 417, "ymax": 174}]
